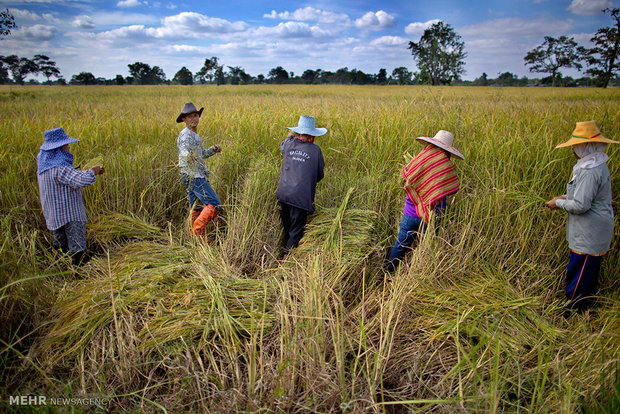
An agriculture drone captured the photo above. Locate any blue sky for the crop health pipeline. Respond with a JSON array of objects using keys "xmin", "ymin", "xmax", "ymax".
[{"xmin": 0, "ymin": 0, "xmax": 617, "ymax": 81}]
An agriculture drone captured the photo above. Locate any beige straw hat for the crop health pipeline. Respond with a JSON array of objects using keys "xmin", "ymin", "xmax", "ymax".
[
  {"xmin": 556, "ymin": 120, "xmax": 617, "ymax": 148},
  {"xmin": 416, "ymin": 130, "xmax": 464, "ymax": 160}
]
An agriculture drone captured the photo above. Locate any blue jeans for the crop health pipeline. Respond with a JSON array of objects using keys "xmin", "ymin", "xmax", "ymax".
[
  {"xmin": 180, "ymin": 174, "xmax": 221, "ymax": 212},
  {"xmin": 386, "ymin": 214, "xmax": 426, "ymax": 272}
]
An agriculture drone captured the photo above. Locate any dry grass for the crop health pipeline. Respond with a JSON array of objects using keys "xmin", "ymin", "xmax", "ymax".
[{"xmin": 0, "ymin": 84, "xmax": 618, "ymax": 412}]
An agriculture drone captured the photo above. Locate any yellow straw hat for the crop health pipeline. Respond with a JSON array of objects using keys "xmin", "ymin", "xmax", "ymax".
[{"xmin": 556, "ymin": 120, "xmax": 618, "ymax": 148}]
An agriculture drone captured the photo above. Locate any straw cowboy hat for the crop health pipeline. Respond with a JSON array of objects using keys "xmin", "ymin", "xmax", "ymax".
[
  {"xmin": 40, "ymin": 128, "xmax": 80, "ymax": 151},
  {"xmin": 416, "ymin": 130, "xmax": 465, "ymax": 160},
  {"xmin": 556, "ymin": 120, "xmax": 618, "ymax": 148},
  {"xmin": 176, "ymin": 102, "xmax": 204, "ymax": 123},
  {"xmin": 287, "ymin": 115, "xmax": 327, "ymax": 137}
]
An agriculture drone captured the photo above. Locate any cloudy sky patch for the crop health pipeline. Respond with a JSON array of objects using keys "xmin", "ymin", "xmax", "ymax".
[{"xmin": 0, "ymin": 0, "xmax": 616, "ymax": 81}]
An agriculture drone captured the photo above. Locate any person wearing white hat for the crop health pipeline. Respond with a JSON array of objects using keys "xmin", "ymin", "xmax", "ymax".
[
  {"xmin": 37, "ymin": 128, "xmax": 105, "ymax": 265},
  {"xmin": 544, "ymin": 120, "xmax": 617, "ymax": 312},
  {"xmin": 276, "ymin": 115, "xmax": 327, "ymax": 257},
  {"xmin": 386, "ymin": 130, "xmax": 464, "ymax": 272}
]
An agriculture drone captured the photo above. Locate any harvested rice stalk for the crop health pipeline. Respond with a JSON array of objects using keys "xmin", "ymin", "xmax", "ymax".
[{"xmin": 88, "ymin": 211, "xmax": 163, "ymax": 246}]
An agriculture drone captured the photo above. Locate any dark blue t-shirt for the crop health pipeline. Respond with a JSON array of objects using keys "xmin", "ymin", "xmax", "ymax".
[{"xmin": 276, "ymin": 136, "xmax": 324, "ymax": 213}]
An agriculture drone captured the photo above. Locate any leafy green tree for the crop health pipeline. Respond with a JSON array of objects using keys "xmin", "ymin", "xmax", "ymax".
[
  {"xmin": 391, "ymin": 67, "xmax": 412, "ymax": 85},
  {"xmin": 33, "ymin": 54, "xmax": 61, "ymax": 84},
  {"xmin": 1, "ymin": 9, "xmax": 16, "ymax": 39},
  {"xmin": 524, "ymin": 36, "xmax": 582, "ymax": 87},
  {"xmin": 268, "ymin": 66, "xmax": 289, "ymax": 84},
  {"xmin": 214, "ymin": 66, "xmax": 225, "ymax": 85},
  {"xmin": 195, "ymin": 56, "xmax": 220, "ymax": 84},
  {"xmin": 114, "ymin": 74, "xmax": 125, "ymax": 85},
  {"xmin": 4, "ymin": 55, "xmax": 38, "ymax": 85},
  {"xmin": 472, "ymin": 72, "xmax": 488, "ymax": 86},
  {"xmin": 173, "ymin": 66, "xmax": 193, "ymax": 85},
  {"xmin": 376, "ymin": 68, "xmax": 387, "ymax": 84},
  {"xmin": 70, "ymin": 72, "xmax": 96, "ymax": 85},
  {"xmin": 408, "ymin": 21, "xmax": 466, "ymax": 85},
  {"xmin": 582, "ymin": 8, "xmax": 619, "ymax": 88},
  {"xmin": 227, "ymin": 66, "xmax": 251, "ymax": 85},
  {"xmin": 0, "ymin": 56, "xmax": 10, "ymax": 83},
  {"xmin": 127, "ymin": 62, "xmax": 166, "ymax": 85}
]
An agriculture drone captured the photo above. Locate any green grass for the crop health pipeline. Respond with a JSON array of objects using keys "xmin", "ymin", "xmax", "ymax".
[{"xmin": 0, "ymin": 84, "xmax": 618, "ymax": 412}]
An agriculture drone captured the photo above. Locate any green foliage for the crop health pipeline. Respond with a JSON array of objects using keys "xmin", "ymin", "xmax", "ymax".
[
  {"xmin": 583, "ymin": 8, "xmax": 620, "ymax": 88},
  {"xmin": 524, "ymin": 36, "xmax": 583, "ymax": 87},
  {"xmin": 408, "ymin": 21, "xmax": 467, "ymax": 85}
]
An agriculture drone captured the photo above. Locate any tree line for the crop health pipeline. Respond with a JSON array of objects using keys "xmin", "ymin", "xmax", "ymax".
[{"xmin": 0, "ymin": 7, "xmax": 618, "ymax": 87}]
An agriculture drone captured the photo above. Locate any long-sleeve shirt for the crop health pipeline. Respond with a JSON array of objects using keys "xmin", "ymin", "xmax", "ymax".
[
  {"xmin": 177, "ymin": 127, "xmax": 217, "ymax": 179},
  {"xmin": 276, "ymin": 136, "xmax": 325, "ymax": 213},
  {"xmin": 555, "ymin": 163, "xmax": 614, "ymax": 255},
  {"xmin": 38, "ymin": 166, "xmax": 96, "ymax": 230}
]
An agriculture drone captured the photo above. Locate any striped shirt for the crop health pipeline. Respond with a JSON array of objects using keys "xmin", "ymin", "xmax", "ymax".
[
  {"xmin": 38, "ymin": 166, "xmax": 96, "ymax": 230},
  {"xmin": 402, "ymin": 145, "xmax": 460, "ymax": 224}
]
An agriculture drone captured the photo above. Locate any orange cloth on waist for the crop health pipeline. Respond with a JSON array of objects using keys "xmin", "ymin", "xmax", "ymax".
[{"xmin": 403, "ymin": 145, "xmax": 459, "ymax": 224}]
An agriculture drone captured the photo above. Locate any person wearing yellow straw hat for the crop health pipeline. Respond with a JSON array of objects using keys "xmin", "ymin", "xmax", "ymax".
[{"xmin": 545, "ymin": 120, "xmax": 617, "ymax": 312}]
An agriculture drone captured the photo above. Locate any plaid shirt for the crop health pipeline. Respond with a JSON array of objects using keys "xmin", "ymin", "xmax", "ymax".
[
  {"xmin": 38, "ymin": 166, "xmax": 96, "ymax": 230},
  {"xmin": 177, "ymin": 127, "xmax": 216, "ymax": 179}
]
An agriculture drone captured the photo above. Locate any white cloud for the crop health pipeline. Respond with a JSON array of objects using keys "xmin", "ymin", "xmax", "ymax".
[
  {"xmin": 567, "ymin": 0, "xmax": 612, "ymax": 16},
  {"xmin": 117, "ymin": 0, "xmax": 142, "ymax": 7},
  {"xmin": 370, "ymin": 36, "xmax": 408, "ymax": 47},
  {"xmin": 11, "ymin": 9, "xmax": 41, "ymax": 20},
  {"xmin": 166, "ymin": 3, "xmax": 177, "ymax": 10},
  {"xmin": 10, "ymin": 24, "xmax": 58, "ymax": 41},
  {"xmin": 460, "ymin": 17, "xmax": 573, "ymax": 40},
  {"xmin": 90, "ymin": 12, "xmax": 158, "ymax": 26},
  {"xmin": 263, "ymin": 7, "xmax": 349, "ymax": 24},
  {"xmin": 42, "ymin": 13, "xmax": 61, "ymax": 24},
  {"xmin": 73, "ymin": 16, "xmax": 95, "ymax": 29},
  {"xmin": 404, "ymin": 19, "xmax": 441, "ymax": 36},
  {"xmin": 568, "ymin": 32, "xmax": 594, "ymax": 47},
  {"xmin": 156, "ymin": 12, "xmax": 248, "ymax": 36},
  {"xmin": 354, "ymin": 11, "xmax": 396, "ymax": 31}
]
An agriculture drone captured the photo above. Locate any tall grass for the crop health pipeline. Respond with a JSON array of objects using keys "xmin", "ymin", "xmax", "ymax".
[{"xmin": 0, "ymin": 84, "xmax": 618, "ymax": 412}]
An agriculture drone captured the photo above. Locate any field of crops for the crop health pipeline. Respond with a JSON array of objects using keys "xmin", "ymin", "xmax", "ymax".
[{"xmin": 1, "ymin": 84, "xmax": 619, "ymax": 412}]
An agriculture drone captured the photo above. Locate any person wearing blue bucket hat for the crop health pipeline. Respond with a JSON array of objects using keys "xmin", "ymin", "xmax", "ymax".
[
  {"xmin": 37, "ymin": 128, "xmax": 105, "ymax": 265},
  {"xmin": 276, "ymin": 115, "xmax": 327, "ymax": 258}
]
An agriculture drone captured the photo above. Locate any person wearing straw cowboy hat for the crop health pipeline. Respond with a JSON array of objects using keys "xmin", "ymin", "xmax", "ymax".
[
  {"xmin": 276, "ymin": 115, "xmax": 327, "ymax": 257},
  {"xmin": 385, "ymin": 130, "xmax": 464, "ymax": 273},
  {"xmin": 37, "ymin": 128, "xmax": 105, "ymax": 265},
  {"xmin": 545, "ymin": 120, "xmax": 617, "ymax": 312},
  {"xmin": 176, "ymin": 102, "xmax": 222, "ymax": 236}
]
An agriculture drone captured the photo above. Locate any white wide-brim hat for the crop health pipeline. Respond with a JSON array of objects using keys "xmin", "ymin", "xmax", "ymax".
[
  {"xmin": 416, "ymin": 130, "xmax": 464, "ymax": 160},
  {"xmin": 287, "ymin": 115, "xmax": 327, "ymax": 137}
]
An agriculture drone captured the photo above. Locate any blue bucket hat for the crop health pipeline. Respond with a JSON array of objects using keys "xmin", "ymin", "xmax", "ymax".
[
  {"xmin": 40, "ymin": 128, "xmax": 80, "ymax": 151},
  {"xmin": 287, "ymin": 115, "xmax": 327, "ymax": 137}
]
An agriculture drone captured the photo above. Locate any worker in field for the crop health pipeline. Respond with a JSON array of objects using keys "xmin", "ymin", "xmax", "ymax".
[
  {"xmin": 276, "ymin": 115, "xmax": 327, "ymax": 258},
  {"xmin": 385, "ymin": 130, "xmax": 464, "ymax": 273},
  {"xmin": 176, "ymin": 102, "xmax": 222, "ymax": 236},
  {"xmin": 545, "ymin": 120, "xmax": 617, "ymax": 313},
  {"xmin": 36, "ymin": 128, "xmax": 105, "ymax": 265}
]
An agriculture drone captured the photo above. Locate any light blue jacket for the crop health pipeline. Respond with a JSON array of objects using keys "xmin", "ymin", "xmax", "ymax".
[{"xmin": 556, "ymin": 163, "xmax": 614, "ymax": 255}]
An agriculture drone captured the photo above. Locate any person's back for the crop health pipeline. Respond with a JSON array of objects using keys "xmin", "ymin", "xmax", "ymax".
[
  {"xmin": 276, "ymin": 115, "xmax": 327, "ymax": 257},
  {"xmin": 276, "ymin": 135, "xmax": 324, "ymax": 214}
]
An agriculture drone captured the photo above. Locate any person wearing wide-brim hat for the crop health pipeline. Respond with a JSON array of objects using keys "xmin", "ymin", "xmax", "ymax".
[
  {"xmin": 545, "ymin": 120, "xmax": 618, "ymax": 312},
  {"xmin": 176, "ymin": 102, "xmax": 223, "ymax": 236},
  {"xmin": 36, "ymin": 128, "xmax": 105, "ymax": 265},
  {"xmin": 385, "ymin": 130, "xmax": 464, "ymax": 272},
  {"xmin": 276, "ymin": 115, "xmax": 327, "ymax": 257}
]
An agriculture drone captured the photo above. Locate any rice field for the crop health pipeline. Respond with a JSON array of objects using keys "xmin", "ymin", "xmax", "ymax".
[{"xmin": 0, "ymin": 84, "xmax": 619, "ymax": 412}]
